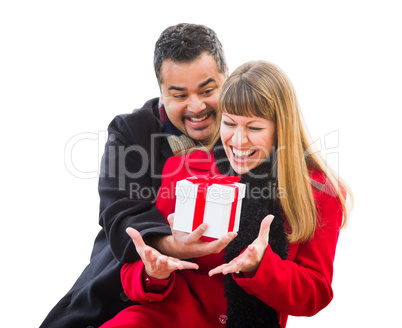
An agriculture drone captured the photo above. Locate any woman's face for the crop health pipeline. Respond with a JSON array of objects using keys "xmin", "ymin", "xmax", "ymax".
[{"xmin": 220, "ymin": 112, "xmax": 277, "ymax": 175}]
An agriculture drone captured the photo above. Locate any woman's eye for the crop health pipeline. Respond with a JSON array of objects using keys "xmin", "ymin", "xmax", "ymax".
[
  {"xmin": 223, "ymin": 121, "xmax": 236, "ymax": 127},
  {"xmin": 249, "ymin": 127, "xmax": 263, "ymax": 131}
]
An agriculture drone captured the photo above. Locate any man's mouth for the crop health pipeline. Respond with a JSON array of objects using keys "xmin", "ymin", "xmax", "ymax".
[
  {"xmin": 232, "ymin": 147, "xmax": 257, "ymax": 160},
  {"xmin": 185, "ymin": 113, "xmax": 210, "ymax": 123}
]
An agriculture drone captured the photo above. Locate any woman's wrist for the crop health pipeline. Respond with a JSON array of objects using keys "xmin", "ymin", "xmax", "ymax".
[
  {"xmin": 144, "ymin": 268, "xmax": 171, "ymax": 280},
  {"xmin": 142, "ymin": 268, "xmax": 172, "ymax": 292}
]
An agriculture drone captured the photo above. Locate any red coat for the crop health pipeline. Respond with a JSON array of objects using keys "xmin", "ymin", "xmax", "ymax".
[{"xmin": 100, "ymin": 150, "xmax": 343, "ymax": 328}]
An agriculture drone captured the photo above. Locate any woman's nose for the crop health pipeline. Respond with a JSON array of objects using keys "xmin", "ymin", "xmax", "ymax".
[{"xmin": 232, "ymin": 127, "xmax": 248, "ymax": 146}]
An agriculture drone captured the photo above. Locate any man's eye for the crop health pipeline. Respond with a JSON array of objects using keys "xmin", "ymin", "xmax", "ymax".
[
  {"xmin": 202, "ymin": 88, "xmax": 214, "ymax": 95},
  {"xmin": 173, "ymin": 94, "xmax": 187, "ymax": 99}
]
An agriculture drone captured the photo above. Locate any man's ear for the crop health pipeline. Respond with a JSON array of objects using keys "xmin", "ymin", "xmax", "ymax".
[
  {"xmin": 226, "ymin": 67, "xmax": 230, "ymax": 78},
  {"xmin": 160, "ymin": 95, "xmax": 164, "ymax": 105}
]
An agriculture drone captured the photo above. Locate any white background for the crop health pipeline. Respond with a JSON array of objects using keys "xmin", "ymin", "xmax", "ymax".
[{"xmin": 1, "ymin": 1, "xmax": 401, "ymax": 327}]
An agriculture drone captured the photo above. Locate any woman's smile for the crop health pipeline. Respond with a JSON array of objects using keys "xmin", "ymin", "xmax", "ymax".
[{"xmin": 231, "ymin": 146, "xmax": 257, "ymax": 161}]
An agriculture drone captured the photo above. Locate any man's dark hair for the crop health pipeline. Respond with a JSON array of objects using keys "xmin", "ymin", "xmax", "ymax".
[{"xmin": 154, "ymin": 23, "xmax": 227, "ymax": 85}]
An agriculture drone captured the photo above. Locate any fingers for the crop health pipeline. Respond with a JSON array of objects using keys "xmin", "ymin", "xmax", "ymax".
[
  {"xmin": 126, "ymin": 227, "xmax": 147, "ymax": 251},
  {"xmin": 143, "ymin": 245, "xmax": 160, "ymax": 263},
  {"xmin": 165, "ymin": 215, "xmax": 238, "ymax": 259},
  {"xmin": 209, "ymin": 260, "xmax": 241, "ymax": 276},
  {"xmin": 142, "ymin": 243, "xmax": 199, "ymax": 279},
  {"xmin": 221, "ymin": 259, "xmax": 242, "ymax": 275},
  {"xmin": 184, "ymin": 230, "xmax": 237, "ymax": 258},
  {"xmin": 162, "ymin": 257, "xmax": 199, "ymax": 271},
  {"xmin": 185, "ymin": 223, "xmax": 208, "ymax": 244},
  {"xmin": 206, "ymin": 232, "xmax": 237, "ymax": 253},
  {"xmin": 168, "ymin": 213, "xmax": 206, "ymax": 244},
  {"xmin": 209, "ymin": 242, "xmax": 263, "ymax": 277},
  {"xmin": 247, "ymin": 244, "xmax": 257, "ymax": 255},
  {"xmin": 180, "ymin": 261, "xmax": 199, "ymax": 270},
  {"xmin": 167, "ymin": 214, "xmax": 174, "ymax": 228},
  {"xmin": 208, "ymin": 263, "xmax": 226, "ymax": 276},
  {"xmin": 126, "ymin": 223, "xmax": 200, "ymax": 279},
  {"xmin": 126, "ymin": 227, "xmax": 140, "ymax": 241},
  {"xmin": 258, "ymin": 214, "xmax": 274, "ymax": 239},
  {"xmin": 244, "ymin": 244, "xmax": 260, "ymax": 265},
  {"xmin": 149, "ymin": 254, "xmax": 199, "ymax": 278},
  {"xmin": 142, "ymin": 243, "xmax": 194, "ymax": 270}
]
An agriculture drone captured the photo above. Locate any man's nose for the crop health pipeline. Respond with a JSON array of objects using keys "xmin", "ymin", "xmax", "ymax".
[{"xmin": 187, "ymin": 95, "xmax": 207, "ymax": 114}]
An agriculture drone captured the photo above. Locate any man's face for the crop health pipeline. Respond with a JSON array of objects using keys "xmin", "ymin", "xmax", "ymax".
[{"xmin": 160, "ymin": 53, "xmax": 226, "ymax": 143}]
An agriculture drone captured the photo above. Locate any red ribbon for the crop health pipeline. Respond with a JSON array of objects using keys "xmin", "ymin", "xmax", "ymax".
[{"xmin": 186, "ymin": 175, "xmax": 241, "ymax": 233}]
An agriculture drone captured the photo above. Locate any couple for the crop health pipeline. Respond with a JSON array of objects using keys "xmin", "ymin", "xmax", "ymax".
[{"xmin": 41, "ymin": 23, "xmax": 351, "ymax": 328}]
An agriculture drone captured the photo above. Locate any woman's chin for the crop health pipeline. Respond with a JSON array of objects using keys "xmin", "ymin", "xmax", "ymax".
[{"xmin": 229, "ymin": 159, "xmax": 253, "ymax": 175}]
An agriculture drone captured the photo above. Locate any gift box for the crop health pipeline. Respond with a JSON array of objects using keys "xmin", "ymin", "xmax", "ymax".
[{"xmin": 173, "ymin": 175, "xmax": 246, "ymax": 239}]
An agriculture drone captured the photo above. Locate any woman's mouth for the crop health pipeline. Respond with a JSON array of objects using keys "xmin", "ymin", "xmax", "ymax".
[{"xmin": 231, "ymin": 147, "xmax": 257, "ymax": 160}]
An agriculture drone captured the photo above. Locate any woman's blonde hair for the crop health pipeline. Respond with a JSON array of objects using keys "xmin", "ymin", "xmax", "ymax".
[{"xmin": 212, "ymin": 60, "xmax": 353, "ymax": 243}]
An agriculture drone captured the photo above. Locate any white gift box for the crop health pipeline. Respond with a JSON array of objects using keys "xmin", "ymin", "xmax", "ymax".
[{"xmin": 173, "ymin": 176, "xmax": 246, "ymax": 239}]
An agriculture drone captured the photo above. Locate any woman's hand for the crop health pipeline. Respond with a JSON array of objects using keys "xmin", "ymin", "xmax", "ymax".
[
  {"xmin": 208, "ymin": 214, "xmax": 274, "ymax": 277},
  {"xmin": 126, "ymin": 227, "xmax": 199, "ymax": 280}
]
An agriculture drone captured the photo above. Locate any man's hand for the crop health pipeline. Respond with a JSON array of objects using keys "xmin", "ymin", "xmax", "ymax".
[
  {"xmin": 208, "ymin": 214, "xmax": 274, "ymax": 276},
  {"xmin": 151, "ymin": 214, "xmax": 237, "ymax": 260},
  {"xmin": 126, "ymin": 227, "xmax": 199, "ymax": 279}
]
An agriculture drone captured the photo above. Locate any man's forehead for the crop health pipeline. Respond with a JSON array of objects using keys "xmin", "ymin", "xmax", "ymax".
[
  {"xmin": 160, "ymin": 54, "xmax": 221, "ymax": 84},
  {"xmin": 161, "ymin": 52, "xmax": 217, "ymax": 69}
]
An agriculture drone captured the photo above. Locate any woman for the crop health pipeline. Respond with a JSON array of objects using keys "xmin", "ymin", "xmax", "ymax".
[{"xmin": 100, "ymin": 61, "xmax": 352, "ymax": 328}]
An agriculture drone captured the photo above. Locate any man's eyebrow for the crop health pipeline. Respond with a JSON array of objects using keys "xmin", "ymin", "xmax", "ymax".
[
  {"xmin": 199, "ymin": 78, "xmax": 216, "ymax": 88},
  {"xmin": 167, "ymin": 78, "xmax": 216, "ymax": 91},
  {"xmin": 168, "ymin": 85, "xmax": 186, "ymax": 91}
]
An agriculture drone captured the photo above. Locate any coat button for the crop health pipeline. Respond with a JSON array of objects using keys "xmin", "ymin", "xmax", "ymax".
[
  {"xmin": 218, "ymin": 314, "xmax": 227, "ymax": 324},
  {"xmin": 120, "ymin": 291, "xmax": 130, "ymax": 302}
]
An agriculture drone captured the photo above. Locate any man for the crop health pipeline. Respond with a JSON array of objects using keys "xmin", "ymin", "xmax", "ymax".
[{"xmin": 40, "ymin": 23, "xmax": 232, "ymax": 328}]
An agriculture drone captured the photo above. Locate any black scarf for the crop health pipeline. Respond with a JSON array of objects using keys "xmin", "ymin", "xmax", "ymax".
[{"xmin": 213, "ymin": 141, "xmax": 288, "ymax": 328}]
